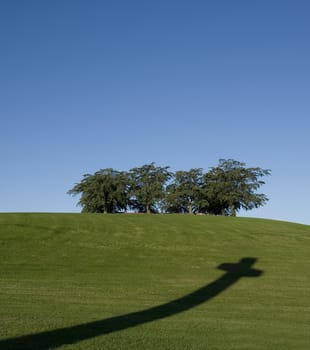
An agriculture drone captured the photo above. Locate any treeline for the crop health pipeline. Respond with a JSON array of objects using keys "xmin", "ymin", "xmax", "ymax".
[{"xmin": 68, "ymin": 159, "xmax": 271, "ymax": 216}]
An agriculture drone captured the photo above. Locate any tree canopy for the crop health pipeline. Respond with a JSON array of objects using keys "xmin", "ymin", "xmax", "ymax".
[
  {"xmin": 68, "ymin": 169, "xmax": 129, "ymax": 214},
  {"xmin": 203, "ymin": 159, "xmax": 271, "ymax": 216},
  {"xmin": 128, "ymin": 163, "xmax": 172, "ymax": 214},
  {"xmin": 68, "ymin": 160, "xmax": 271, "ymax": 215},
  {"xmin": 165, "ymin": 169, "xmax": 205, "ymax": 214}
]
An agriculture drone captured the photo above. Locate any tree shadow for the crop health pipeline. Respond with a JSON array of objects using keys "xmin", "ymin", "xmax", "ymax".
[{"xmin": 0, "ymin": 257, "xmax": 263, "ymax": 350}]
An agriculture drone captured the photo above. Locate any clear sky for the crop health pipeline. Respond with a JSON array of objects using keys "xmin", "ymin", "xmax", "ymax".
[{"xmin": 1, "ymin": 0, "xmax": 309, "ymax": 225}]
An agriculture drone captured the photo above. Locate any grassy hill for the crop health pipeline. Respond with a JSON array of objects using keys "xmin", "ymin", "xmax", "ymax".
[{"xmin": 0, "ymin": 213, "xmax": 309, "ymax": 349}]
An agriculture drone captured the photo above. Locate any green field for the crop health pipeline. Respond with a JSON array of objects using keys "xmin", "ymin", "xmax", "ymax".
[{"xmin": 0, "ymin": 213, "xmax": 309, "ymax": 349}]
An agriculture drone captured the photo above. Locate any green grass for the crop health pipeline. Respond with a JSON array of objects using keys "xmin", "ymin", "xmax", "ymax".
[{"xmin": 0, "ymin": 213, "xmax": 309, "ymax": 349}]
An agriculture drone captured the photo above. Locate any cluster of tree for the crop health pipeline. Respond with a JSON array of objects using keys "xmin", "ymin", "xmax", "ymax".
[{"xmin": 68, "ymin": 159, "xmax": 271, "ymax": 216}]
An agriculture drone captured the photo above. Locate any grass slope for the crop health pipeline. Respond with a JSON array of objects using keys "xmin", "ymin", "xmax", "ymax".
[{"xmin": 0, "ymin": 213, "xmax": 309, "ymax": 349}]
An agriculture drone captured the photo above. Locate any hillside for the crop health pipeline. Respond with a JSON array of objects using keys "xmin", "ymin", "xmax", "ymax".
[{"xmin": 0, "ymin": 213, "xmax": 309, "ymax": 349}]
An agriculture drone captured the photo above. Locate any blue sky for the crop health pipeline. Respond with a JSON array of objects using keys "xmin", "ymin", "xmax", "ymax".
[{"xmin": 1, "ymin": 0, "xmax": 309, "ymax": 225}]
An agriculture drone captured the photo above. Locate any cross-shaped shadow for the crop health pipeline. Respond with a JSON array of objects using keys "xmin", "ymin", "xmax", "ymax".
[{"xmin": 0, "ymin": 257, "xmax": 263, "ymax": 350}]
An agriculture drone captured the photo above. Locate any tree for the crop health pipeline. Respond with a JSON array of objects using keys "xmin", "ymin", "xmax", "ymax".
[
  {"xmin": 68, "ymin": 160, "xmax": 271, "ymax": 215},
  {"xmin": 68, "ymin": 169, "xmax": 130, "ymax": 213},
  {"xmin": 129, "ymin": 163, "xmax": 172, "ymax": 214},
  {"xmin": 165, "ymin": 169, "xmax": 206, "ymax": 214},
  {"xmin": 203, "ymin": 159, "xmax": 271, "ymax": 216}
]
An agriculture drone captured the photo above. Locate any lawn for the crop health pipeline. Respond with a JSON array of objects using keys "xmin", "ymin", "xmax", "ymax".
[{"xmin": 0, "ymin": 213, "xmax": 309, "ymax": 349}]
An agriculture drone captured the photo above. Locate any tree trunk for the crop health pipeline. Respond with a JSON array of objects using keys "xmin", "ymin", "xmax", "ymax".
[
  {"xmin": 146, "ymin": 204, "xmax": 151, "ymax": 214},
  {"xmin": 230, "ymin": 205, "xmax": 236, "ymax": 217},
  {"xmin": 188, "ymin": 203, "xmax": 193, "ymax": 215}
]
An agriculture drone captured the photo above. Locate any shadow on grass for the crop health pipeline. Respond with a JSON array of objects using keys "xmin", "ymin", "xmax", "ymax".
[{"xmin": 0, "ymin": 257, "xmax": 263, "ymax": 350}]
